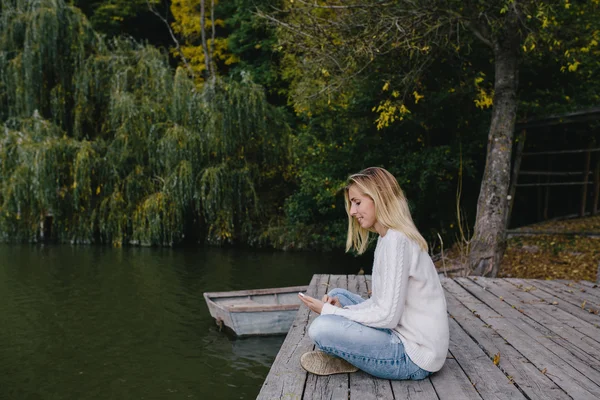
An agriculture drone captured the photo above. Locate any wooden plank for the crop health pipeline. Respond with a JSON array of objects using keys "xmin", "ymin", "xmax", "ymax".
[
  {"xmin": 347, "ymin": 274, "xmax": 369, "ymax": 299},
  {"xmin": 493, "ymin": 278, "xmax": 600, "ymax": 347},
  {"xmin": 456, "ymin": 278, "xmax": 600, "ymax": 378},
  {"xmin": 470, "ymin": 278, "xmax": 600, "ymax": 362},
  {"xmin": 430, "ymin": 359, "xmax": 482, "ymax": 400},
  {"xmin": 258, "ymin": 274, "xmax": 329, "ymax": 400},
  {"xmin": 496, "ymin": 278, "xmax": 600, "ymax": 343},
  {"xmin": 534, "ymin": 279, "xmax": 600, "ymax": 306},
  {"xmin": 555, "ymin": 280, "xmax": 600, "ymax": 303},
  {"xmin": 304, "ymin": 275, "xmax": 349, "ymax": 400},
  {"xmin": 534, "ymin": 279, "xmax": 600, "ymax": 307},
  {"xmin": 444, "ymin": 281, "xmax": 570, "ymax": 400},
  {"xmin": 348, "ymin": 274, "xmax": 396, "ymax": 400},
  {"xmin": 557, "ymin": 279, "xmax": 600, "ymax": 292},
  {"xmin": 506, "ymin": 278, "xmax": 600, "ymax": 328},
  {"xmin": 447, "ymin": 317, "xmax": 526, "ymax": 399},
  {"xmin": 444, "ymin": 278, "xmax": 600, "ymax": 399},
  {"xmin": 303, "ymin": 375, "xmax": 348, "ymax": 400},
  {"xmin": 391, "ymin": 379, "xmax": 440, "ymax": 400}
]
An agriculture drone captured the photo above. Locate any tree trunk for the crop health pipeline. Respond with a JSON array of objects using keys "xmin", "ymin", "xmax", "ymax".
[
  {"xmin": 506, "ymin": 129, "xmax": 526, "ymax": 228},
  {"xmin": 469, "ymin": 21, "xmax": 520, "ymax": 277},
  {"xmin": 200, "ymin": 0, "xmax": 212, "ymax": 79}
]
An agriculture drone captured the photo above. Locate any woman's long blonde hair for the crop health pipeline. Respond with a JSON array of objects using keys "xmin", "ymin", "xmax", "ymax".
[{"xmin": 344, "ymin": 167, "xmax": 428, "ymax": 254}]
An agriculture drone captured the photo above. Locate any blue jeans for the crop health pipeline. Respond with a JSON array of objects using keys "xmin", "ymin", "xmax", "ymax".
[{"xmin": 308, "ymin": 288, "xmax": 432, "ymax": 380}]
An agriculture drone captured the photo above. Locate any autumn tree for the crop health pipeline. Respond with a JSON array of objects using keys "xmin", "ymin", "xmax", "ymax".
[
  {"xmin": 170, "ymin": 0, "xmax": 239, "ymax": 81},
  {"xmin": 260, "ymin": 0, "xmax": 599, "ymax": 276}
]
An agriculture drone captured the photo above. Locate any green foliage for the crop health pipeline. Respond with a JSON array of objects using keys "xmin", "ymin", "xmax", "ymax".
[
  {"xmin": 0, "ymin": 0, "xmax": 291, "ymax": 246},
  {"xmin": 1, "ymin": 0, "xmax": 598, "ymax": 253}
]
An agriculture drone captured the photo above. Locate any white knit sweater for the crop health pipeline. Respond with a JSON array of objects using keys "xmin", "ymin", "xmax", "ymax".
[{"xmin": 321, "ymin": 229, "xmax": 449, "ymax": 372}]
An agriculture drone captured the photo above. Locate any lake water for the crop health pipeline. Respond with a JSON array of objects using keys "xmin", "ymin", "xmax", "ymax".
[{"xmin": 0, "ymin": 244, "xmax": 366, "ymax": 400}]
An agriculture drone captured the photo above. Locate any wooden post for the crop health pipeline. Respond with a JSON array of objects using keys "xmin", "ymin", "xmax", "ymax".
[
  {"xmin": 537, "ymin": 174, "xmax": 543, "ymax": 221},
  {"xmin": 581, "ymin": 146, "xmax": 592, "ymax": 217},
  {"xmin": 506, "ymin": 130, "xmax": 526, "ymax": 228},
  {"xmin": 593, "ymin": 156, "xmax": 599, "ymax": 215},
  {"xmin": 543, "ymin": 158, "xmax": 551, "ymax": 220}
]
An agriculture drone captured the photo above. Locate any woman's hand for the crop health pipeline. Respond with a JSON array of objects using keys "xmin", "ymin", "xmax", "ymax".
[
  {"xmin": 298, "ymin": 293, "xmax": 324, "ymax": 314},
  {"xmin": 322, "ymin": 294, "xmax": 342, "ymax": 308}
]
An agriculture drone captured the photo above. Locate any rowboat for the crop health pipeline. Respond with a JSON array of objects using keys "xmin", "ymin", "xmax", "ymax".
[{"xmin": 203, "ymin": 285, "xmax": 309, "ymax": 336}]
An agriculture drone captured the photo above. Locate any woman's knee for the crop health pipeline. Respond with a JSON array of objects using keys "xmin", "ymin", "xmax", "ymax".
[
  {"xmin": 327, "ymin": 288, "xmax": 350, "ymax": 298},
  {"xmin": 308, "ymin": 315, "xmax": 340, "ymax": 345}
]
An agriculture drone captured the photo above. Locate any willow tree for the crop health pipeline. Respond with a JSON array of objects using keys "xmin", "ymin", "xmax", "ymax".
[
  {"xmin": 261, "ymin": 0, "xmax": 597, "ymax": 276},
  {"xmin": 1, "ymin": 0, "xmax": 291, "ymax": 246}
]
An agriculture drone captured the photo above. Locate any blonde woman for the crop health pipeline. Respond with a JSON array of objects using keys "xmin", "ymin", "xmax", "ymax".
[{"xmin": 298, "ymin": 167, "xmax": 449, "ymax": 380}]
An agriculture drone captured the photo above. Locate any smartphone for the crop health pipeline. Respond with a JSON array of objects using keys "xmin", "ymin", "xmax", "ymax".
[{"xmin": 298, "ymin": 292, "xmax": 305, "ymax": 297}]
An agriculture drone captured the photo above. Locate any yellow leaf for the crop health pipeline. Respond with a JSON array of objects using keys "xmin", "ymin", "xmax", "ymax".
[
  {"xmin": 413, "ymin": 91, "xmax": 424, "ymax": 104},
  {"xmin": 493, "ymin": 352, "xmax": 501, "ymax": 366}
]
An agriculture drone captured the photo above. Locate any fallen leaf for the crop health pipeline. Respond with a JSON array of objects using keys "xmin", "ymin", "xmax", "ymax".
[
  {"xmin": 541, "ymin": 368, "xmax": 547, "ymax": 375},
  {"xmin": 551, "ymin": 301, "xmax": 558, "ymax": 305},
  {"xmin": 581, "ymin": 301, "xmax": 586, "ymax": 309},
  {"xmin": 493, "ymin": 352, "xmax": 501, "ymax": 366}
]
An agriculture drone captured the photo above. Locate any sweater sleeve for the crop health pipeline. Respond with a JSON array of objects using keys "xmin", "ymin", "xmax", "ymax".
[{"xmin": 321, "ymin": 233, "xmax": 412, "ymax": 329}]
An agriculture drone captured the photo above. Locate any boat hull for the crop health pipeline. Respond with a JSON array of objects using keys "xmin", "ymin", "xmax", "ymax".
[{"xmin": 203, "ymin": 286, "xmax": 309, "ymax": 336}]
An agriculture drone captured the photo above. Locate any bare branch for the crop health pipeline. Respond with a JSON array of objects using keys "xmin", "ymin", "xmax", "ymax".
[
  {"xmin": 146, "ymin": 0, "xmax": 196, "ymax": 79},
  {"xmin": 294, "ymin": 0, "xmax": 394, "ymax": 9},
  {"xmin": 464, "ymin": 20, "xmax": 493, "ymax": 48},
  {"xmin": 257, "ymin": 11, "xmax": 315, "ymax": 39}
]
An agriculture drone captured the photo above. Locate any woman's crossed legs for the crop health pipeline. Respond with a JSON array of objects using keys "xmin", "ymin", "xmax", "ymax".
[{"xmin": 308, "ymin": 288, "xmax": 431, "ymax": 381}]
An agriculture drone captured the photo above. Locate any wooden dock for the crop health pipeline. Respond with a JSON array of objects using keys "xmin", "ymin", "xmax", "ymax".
[{"xmin": 257, "ymin": 274, "xmax": 600, "ymax": 399}]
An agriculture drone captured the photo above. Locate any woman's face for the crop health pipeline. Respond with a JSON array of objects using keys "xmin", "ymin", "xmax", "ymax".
[{"xmin": 348, "ymin": 185, "xmax": 377, "ymax": 230}]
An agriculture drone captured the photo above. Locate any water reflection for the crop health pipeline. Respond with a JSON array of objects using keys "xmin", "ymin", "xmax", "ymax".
[{"xmin": 0, "ymin": 244, "xmax": 366, "ymax": 399}]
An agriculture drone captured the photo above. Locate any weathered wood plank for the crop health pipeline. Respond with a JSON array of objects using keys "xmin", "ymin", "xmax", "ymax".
[
  {"xmin": 526, "ymin": 279, "xmax": 600, "ymax": 313},
  {"xmin": 430, "ymin": 359, "xmax": 482, "ymax": 400},
  {"xmin": 347, "ymin": 274, "xmax": 369, "ymax": 301},
  {"xmin": 456, "ymin": 278, "xmax": 600, "ymax": 378},
  {"xmin": 304, "ymin": 275, "xmax": 349, "ymax": 400},
  {"xmin": 506, "ymin": 278, "xmax": 600, "ymax": 328},
  {"xmin": 562, "ymin": 279, "xmax": 600, "ymax": 290},
  {"xmin": 501, "ymin": 279, "xmax": 600, "ymax": 343},
  {"xmin": 303, "ymin": 375, "xmax": 347, "ymax": 400},
  {"xmin": 390, "ymin": 379, "xmax": 439, "ymax": 400},
  {"xmin": 556, "ymin": 280, "xmax": 600, "ymax": 303},
  {"xmin": 444, "ymin": 281, "xmax": 570, "ymax": 400},
  {"xmin": 533, "ymin": 279, "xmax": 600, "ymax": 309},
  {"xmin": 258, "ymin": 274, "xmax": 328, "ymax": 400},
  {"xmin": 447, "ymin": 316, "xmax": 525, "ymax": 399},
  {"xmin": 348, "ymin": 274, "xmax": 396, "ymax": 400},
  {"xmin": 482, "ymin": 278, "xmax": 600, "ymax": 354},
  {"xmin": 444, "ymin": 278, "xmax": 600, "ymax": 399}
]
